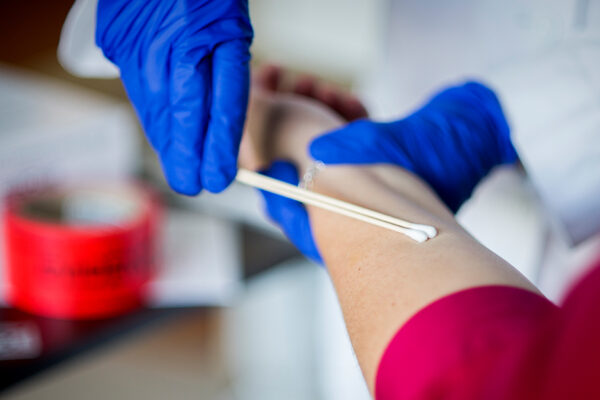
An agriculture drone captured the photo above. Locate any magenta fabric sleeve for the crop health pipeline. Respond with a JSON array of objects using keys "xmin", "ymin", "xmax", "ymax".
[
  {"xmin": 375, "ymin": 286, "xmax": 557, "ymax": 400},
  {"xmin": 376, "ymin": 258, "xmax": 600, "ymax": 400}
]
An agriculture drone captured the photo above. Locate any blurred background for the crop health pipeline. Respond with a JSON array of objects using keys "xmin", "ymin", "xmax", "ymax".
[{"xmin": 1, "ymin": 0, "xmax": 599, "ymax": 399}]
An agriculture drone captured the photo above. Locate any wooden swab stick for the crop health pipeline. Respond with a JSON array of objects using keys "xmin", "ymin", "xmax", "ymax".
[
  {"xmin": 241, "ymin": 168, "xmax": 436, "ymax": 238},
  {"xmin": 236, "ymin": 168, "xmax": 437, "ymax": 243}
]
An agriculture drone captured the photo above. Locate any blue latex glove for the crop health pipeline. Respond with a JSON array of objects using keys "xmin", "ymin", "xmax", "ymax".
[
  {"xmin": 311, "ymin": 81, "xmax": 518, "ymax": 213},
  {"xmin": 259, "ymin": 161, "xmax": 323, "ymax": 264},
  {"xmin": 96, "ymin": 0, "xmax": 253, "ymax": 195},
  {"xmin": 261, "ymin": 82, "xmax": 517, "ymax": 262}
]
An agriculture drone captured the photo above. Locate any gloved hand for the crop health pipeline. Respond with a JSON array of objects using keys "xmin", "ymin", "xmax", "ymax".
[
  {"xmin": 96, "ymin": 0, "xmax": 253, "ymax": 195},
  {"xmin": 259, "ymin": 161, "xmax": 323, "ymax": 264},
  {"xmin": 310, "ymin": 81, "xmax": 518, "ymax": 213},
  {"xmin": 260, "ymin": 81, "xmax": 517, "ymax": 263}
]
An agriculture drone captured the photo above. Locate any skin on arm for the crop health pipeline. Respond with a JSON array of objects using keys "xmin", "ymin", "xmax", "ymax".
[{"xmin": 240, "ymin": 81, "xmax": 539, "ymax": 394}]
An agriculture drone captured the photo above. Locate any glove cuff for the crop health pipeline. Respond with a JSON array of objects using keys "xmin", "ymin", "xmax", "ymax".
[{"xmin": 389, "ymin": 81, "xmax": 518, "ymax": 212}]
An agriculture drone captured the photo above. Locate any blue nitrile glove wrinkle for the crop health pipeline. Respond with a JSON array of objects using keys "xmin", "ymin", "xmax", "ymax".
[
  {"xmin": 260, "ymin": 81, "xmax": 517, "ymax": 263},
  {"xmin": 96, "ymin": 0, "xmax": 253, "ymax": 195}
]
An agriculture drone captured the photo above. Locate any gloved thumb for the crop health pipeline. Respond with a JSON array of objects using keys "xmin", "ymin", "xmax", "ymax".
[
  {"xmin": 259, "ymin": 161, "xmax": 323, "ymax": 264},
  {"xmin": 309, "ymin": 120, "xmax": 392, "ymax": 165}
]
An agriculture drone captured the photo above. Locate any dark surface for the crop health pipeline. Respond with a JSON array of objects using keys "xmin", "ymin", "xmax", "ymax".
[
  {"xmin": 0, "ymin": 0, "xmax": 128, "ymax": 101},
  {"xmin": 0, "ymin": 223, "xmax": 301, "ymax": 392},
  {"xmin": 0, "ymin": 0, "xmax": 72, "ymax": 65},
  {"xmin": 0, "ymin": 307, "xmax": 185, "ymax": 391},
  {"xmin": 241, "ymin": 225, "xmax": 302, "ymax": 279}
]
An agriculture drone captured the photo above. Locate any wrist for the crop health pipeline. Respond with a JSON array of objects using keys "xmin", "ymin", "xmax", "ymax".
[{"xmin": 243, "ymin": 91, "xmax": 344, "ymax": 172}]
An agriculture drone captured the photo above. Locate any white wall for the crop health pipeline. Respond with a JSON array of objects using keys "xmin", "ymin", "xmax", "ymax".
[{"xmin": 250, "ymin": 0, "xmax": 386, "ymax": 84}]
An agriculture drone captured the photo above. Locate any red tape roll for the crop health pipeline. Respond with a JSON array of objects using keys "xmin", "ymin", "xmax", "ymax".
[{"xmin": 3, "ymin": 183, "xmax": 161, "ymax": 320}]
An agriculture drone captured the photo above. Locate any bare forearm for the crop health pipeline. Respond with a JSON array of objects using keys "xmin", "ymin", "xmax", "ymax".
[
  {"xmin": 306, "ymin": 165, "xmax": 537, "ymax": 391},
  {"xmin": 242, "ymin": 90, "xmax": 538, "ymax": 394}
]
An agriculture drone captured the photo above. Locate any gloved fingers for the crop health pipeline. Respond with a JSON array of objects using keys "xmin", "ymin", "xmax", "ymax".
[
  {"xmin": 259, "ymin": 161, "xmax": 323, "ymax": 264},
  {"xmin": 201, "ymin": 39, "xmax": 252, "ymax": 193},
  {"xmin": 309, "ymin": 120, "xmax": 392, "ymax": 165},
  {"xmin": 158, "ymin": 51, "xmax": 212, "ymax": 195}
]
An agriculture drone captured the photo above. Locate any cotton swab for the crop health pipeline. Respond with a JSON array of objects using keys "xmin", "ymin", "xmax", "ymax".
[
  {"xmin": 235, "ymin": 168, "xmax": 437, "ymax": 243},
  {"xmin": 241, "ymin": 168, "xmax": 436, "ymax": 238}
]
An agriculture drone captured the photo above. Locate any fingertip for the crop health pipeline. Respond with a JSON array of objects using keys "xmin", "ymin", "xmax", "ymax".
[
  {"xmin": 308, "ymin": 133, "xmax": 339, "ymax": 162},
  {"xmin": 201, "ymin": 137, "xmax": 242, "ymax": 193},
  {"xmin": 258, "ymin": 161, "xmax": 301, "ymax": 217},
  {"xmin": 168, "ymin": 180, "xmax": 202, "ymax": 196},
  {"xmin": 309, "ymin": 122, "xmax": 372, "ymax": 164},
  {"xmin": 203, "ymin": 39, "xmax": 251, "ymax": 194},
  {"xmin": 307, "ymin": 253, "xmax": 324, "ymax": 265},
  {"xmin": 202, "ymin": 164, "xmax": 237, "ymax": 193},
  {"xmin": 258, "ymin": 160, "xmax": 323, "ymax": 264},
  {"xmin": 501, "ymin": 139, "xmax": 519, "ymax": 165},
  {"xmin": 201, "ymin": 120, "xmax": 243, "ymax": 193},
  {"xmin": 161, "ymin": 162, "xmax": 203, "ymax": 196},
  {"xmin": 261, "ymin": 160, "xmax": 300, "ymax": 185}
]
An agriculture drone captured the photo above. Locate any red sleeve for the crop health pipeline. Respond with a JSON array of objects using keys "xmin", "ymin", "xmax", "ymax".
[
  {"xmin": 375, "ymin": 259, "xmax": 600, "ymax": 400},
  {"xmin": 539, "ymin": 259, "xmax": 600, "ymax": 399}
]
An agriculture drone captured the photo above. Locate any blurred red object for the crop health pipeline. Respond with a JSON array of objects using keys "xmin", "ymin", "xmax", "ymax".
[{"xmin": 3, "ymin": 183, "xmax": 161, "ymax": 320}]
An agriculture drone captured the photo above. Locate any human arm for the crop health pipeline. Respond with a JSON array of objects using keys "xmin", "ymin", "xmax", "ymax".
[
  {"xmin": 252, "ymin": 79, "xmax": 520, "ymax": 263},
  {"xmin": 240, "ymin": 86, "xmax": 540, "ymax": 393}
]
